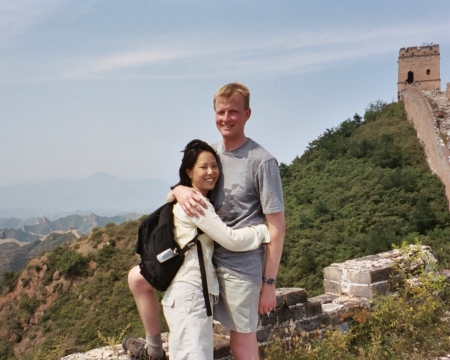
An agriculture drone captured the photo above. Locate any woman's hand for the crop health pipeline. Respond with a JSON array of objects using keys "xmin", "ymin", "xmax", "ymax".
[{"xmin": 171, "ymin": 186, "xmax": 208, "ymax": 217}]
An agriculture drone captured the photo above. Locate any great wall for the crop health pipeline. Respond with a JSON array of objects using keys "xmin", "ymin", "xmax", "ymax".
[
  {"xmin": 59, "ymin": 44, "xmax": 450, "ymax": 359},
  {"xmin": 60, "ymin": 245, "xmax": 449, "ymax": 360}
]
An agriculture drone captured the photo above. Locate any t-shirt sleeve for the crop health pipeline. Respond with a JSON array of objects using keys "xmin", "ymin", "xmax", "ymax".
[
  {"xmin": 174, "ymin": 200, "xmax": 270, "ymax": 251},
  {"xmin": 257, "ymin": 158, "xmax": 285, "ymax": 214}
]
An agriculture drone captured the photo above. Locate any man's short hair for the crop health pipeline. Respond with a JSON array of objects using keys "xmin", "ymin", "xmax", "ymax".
[{"xmin": 214, "ymin": 82, "xmax": 250, "ymax": 110}]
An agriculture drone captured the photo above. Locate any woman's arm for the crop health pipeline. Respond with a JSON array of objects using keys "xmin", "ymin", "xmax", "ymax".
[{"xmin": 174, "ymin": 202, "xmax": 269, "ymax": 251}]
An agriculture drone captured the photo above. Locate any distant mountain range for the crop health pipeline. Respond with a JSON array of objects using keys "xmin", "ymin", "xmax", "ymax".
[
  {"xmin": 1, "ymin": 213, "xmax": 142, "ymax": 237},
  {"xmin": 0, "ymin": 212, "xmax": 143, "ymax": 274},
  {"xmin": 0, "ymin": 172, "xmax": 173, "ymax": 219}
]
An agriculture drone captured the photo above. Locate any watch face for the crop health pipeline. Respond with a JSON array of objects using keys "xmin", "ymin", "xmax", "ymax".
[{"xmin": 264, "ymin": 277, "xmax": 275, "ymax": 285}]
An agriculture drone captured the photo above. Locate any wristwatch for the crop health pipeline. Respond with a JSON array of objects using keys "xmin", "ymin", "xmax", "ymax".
[{"xmin": 262, "ymin": 277, "xmax": 276, "ymax": 286}]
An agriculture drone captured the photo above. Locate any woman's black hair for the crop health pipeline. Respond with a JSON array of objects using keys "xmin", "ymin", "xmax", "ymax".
[{"xmin": 171, "ymin": 139, "xmax": 219, "ymax": 190}]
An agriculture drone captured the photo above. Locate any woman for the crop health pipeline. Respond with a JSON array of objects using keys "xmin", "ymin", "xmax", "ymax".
[{"xmin": 162, "ymin": 139, "xmax": 270, "ymax": 360}]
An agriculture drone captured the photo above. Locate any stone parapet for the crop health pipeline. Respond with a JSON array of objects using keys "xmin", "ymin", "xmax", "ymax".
[{"xmin": 323, "ymin": 245, "xmax": 436, "ymax": 298}]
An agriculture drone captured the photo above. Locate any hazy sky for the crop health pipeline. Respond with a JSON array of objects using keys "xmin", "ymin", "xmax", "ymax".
[{"xmin": 2, "ymin": 0, "xmax": 450, "ymax": 186}]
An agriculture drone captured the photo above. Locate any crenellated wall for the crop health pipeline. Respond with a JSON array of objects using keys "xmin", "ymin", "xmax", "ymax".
[
  {"xmin": 399, "ymin": 45, "xmax": 440, "ymax": 57},
  {"xmin": 400, "ymin": 86, "xmax": 450, "ymax": 206}
]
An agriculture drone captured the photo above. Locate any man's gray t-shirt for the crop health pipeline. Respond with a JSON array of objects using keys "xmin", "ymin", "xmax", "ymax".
[{"xmin": 211, "ymin": 138, "xmax": 284, "ymax": 283}]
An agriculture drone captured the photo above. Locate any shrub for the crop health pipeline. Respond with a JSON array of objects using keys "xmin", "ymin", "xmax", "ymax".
[
  {"xmin": 59, "ymin": 250, "xmax": 88, "ymax": 277},
  {"xmin": 0, "ymin": 271, "xmax": 19, "ymax": 293},
  {"xmin": 19, "ymin": 295, "xmax": 41, "ymax": 315},
  {"xmin": 0, "ymin": 339, "xmax": 13, "ymax": 359},
  {"xmin": 364, "ymin": 100, "xmax": 387, "ymax": 122}
]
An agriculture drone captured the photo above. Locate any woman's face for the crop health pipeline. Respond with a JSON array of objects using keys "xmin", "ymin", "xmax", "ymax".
[{"xmin": 186, "ymin": 151, "xmax": 219, "ymax": 196}]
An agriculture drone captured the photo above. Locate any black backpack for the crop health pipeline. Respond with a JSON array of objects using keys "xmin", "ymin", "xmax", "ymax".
[{"xmin": 135, "ymin": 202, "xmax": 212, "ymax": 316}]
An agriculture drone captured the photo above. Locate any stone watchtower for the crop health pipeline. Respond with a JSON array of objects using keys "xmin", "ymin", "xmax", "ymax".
[{"xmin": 397, "ymin": 44, "xmax": 441, "ymax": 99}]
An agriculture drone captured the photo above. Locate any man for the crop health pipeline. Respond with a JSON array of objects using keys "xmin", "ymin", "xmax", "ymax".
[{"xmin": 124, "ymin": 82, "xmax": 285, "ymax": 360}]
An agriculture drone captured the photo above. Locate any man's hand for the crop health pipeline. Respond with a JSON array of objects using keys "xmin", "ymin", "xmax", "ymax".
[
  {"xmin": 171, "ymin": 186, "xmax": 208, "ymax": 217},
  {"xmin": 259, "ymin": 211, "xmax": 285, "ymax": 314},
  {"xmin": 258, "ymin": 283, "xmax": 276, "ymax": 314}
]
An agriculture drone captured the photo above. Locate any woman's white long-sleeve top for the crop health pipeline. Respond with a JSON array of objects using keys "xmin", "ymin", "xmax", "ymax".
[{"xmin": 169, "ymin": 197, "xmax": 270, "ymax": 295}]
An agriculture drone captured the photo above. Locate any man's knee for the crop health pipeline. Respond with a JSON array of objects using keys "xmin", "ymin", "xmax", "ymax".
[
  {"xmin": 230, "ymin": 331, "xmax": 258, "ymax": 359},
  {"xmin": 128, "ymin": 266, "xmax": 153, "ymax": 294}
]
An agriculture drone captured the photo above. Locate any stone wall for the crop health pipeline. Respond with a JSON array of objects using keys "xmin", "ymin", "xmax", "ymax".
[
  {"xmin": 400, "ymin": 86, "xmax": 450, "ymax": 206},
  {"xmin": 61, "ymin": 246, "xmax": 442, "ymax": 360},
  {"xmin": 447, "ymin": 82, "xmax": 450, "ymax": 101}
]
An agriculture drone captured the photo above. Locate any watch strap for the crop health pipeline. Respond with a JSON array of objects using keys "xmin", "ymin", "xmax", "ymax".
[{"xmin": 263, "ymin": 277, "xmax": 276, "ymax": 285}]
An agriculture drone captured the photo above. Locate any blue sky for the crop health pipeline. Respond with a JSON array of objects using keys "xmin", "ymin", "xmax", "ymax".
[{"xmin": 1, "ymin": 0, "xmax": 450, "ymax": 187}]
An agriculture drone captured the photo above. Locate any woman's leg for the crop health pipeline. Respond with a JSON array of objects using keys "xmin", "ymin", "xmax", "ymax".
[
  {"xmin": 163, "ymin": 282, "xmax": 213, "ymax": 360},
  {"xmin": 128, "ymin": 265, "xmax": 161, "ymax": 336}
]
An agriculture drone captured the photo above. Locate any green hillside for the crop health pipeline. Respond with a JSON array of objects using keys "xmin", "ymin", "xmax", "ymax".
[
  {"xmin": 0, "ymin": 221, "xmax": 152, "ymax": 359},
  {"xmin": 1, "ymin": 100, "xmax": 450, "ymax": 359},
  {"xmin": 0, "ymin": 232, "xmax": 79, "ymax": 277},
  {"xmin": 277, "ymin": 101, "xmax": 450, "ymax": 294}
]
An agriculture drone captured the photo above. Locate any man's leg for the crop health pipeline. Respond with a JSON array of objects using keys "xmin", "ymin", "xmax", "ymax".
[
  {"xmin": 230, "ymin": 331, "xmax": 259, "ymax": 360},
  {"xmin": 124, "ymin": 266, "xmax": 165, "ymax": 359},
  {"xmin": 214, "ymin": 268, "xmax": 262, "ymax": 360}
]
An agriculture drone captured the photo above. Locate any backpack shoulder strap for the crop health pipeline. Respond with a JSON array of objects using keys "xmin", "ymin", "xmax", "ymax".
[
  {"xmin": 180, "ymin": 229, "xmax": 212, "ymax": 317},
  {"xmin": 196, "ymin": 237, "xmax": 212, "ymax": 317}
]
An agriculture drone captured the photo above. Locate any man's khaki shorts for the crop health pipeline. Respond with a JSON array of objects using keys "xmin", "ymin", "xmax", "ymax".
[{"xmin": 213, "ymin": 267, "xmax": 262, "ymax": 333}]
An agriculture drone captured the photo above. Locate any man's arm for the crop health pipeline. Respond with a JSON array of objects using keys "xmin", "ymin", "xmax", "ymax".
[
  {"xmin": 168, "ymin": 186, "xmax": 207, "ymax": 217},
  {"xmin": 258, "ymin": 211, "xmax": 285, "ymax": 314}
]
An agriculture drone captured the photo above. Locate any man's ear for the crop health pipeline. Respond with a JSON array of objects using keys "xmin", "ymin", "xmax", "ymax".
[{"xmin": 245, "ymin": 107, "xmax": 251, "ymax": 122}]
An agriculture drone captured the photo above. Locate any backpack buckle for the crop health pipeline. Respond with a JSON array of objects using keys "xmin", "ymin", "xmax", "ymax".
[{"xmin": 185, "ymin": 241, "xmax": 196, "ymax": 250}]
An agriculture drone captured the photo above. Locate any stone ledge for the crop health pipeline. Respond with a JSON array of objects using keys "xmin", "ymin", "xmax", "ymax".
[
  {"xmin": 275, "ymin": 287, "xmax": 307, "ymax": 308},
  {"xmin": 323, "ymin": 245, "xmax": 436, "ymax": 298}
]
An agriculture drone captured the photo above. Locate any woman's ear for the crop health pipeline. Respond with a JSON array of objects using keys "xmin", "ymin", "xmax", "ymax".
[{"xmin": 186, "ymin": 168, "xmax": 193, "ymax": 179}]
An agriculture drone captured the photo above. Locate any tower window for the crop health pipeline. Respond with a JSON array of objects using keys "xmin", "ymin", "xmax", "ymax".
[{"xmin": 426, "ymin": 69, "xmax": 431, "ymax": 75}]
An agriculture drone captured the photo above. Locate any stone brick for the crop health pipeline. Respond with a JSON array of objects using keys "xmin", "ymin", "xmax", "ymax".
[
  {"xmin": 257, "ymin": 324, "xmax": 275, "ymax": 342},
  {"xmin": 259, "ymin": 306, "xmax": 297, "ymax": 327},
  {"xmin": 304, "ymin": 300, "xmax": 323, "ymax": 317},
  {"xmin": 275, "ymin": 288, "xmax": 307, "ymax": 308},
  {"xmin": 321, "ymin": 298, "xmax": 368, "ymax": 326},
  {"xmin": 348, "ymin": 267, "xmax": 395, "ymax": 285},
  {"xmin": 257, "ymin": 315, "xmax": 326, "ymax": 342},
  {"xmin": 321, "ymin": 303, "xmax": 346, "ymax": 326},
  {"xmin": 323, "ymin": 279, "xmax": 342, "ymax": 295},
  {"xmin": 323, "ymin": 266, "xmax": 341, "ymax": 282},
  {"xmin": 348, "ymin": 281, "xmax": 389, "ymax": 298},
  {"xmin": 309, "ymin": 293, "xmax": 339, "ymax": 304}
]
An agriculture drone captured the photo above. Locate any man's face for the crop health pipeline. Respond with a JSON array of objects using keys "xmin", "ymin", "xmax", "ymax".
[{"xmin": 214, "ymin": 94, "xmax": 251, "ymax": 141}]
